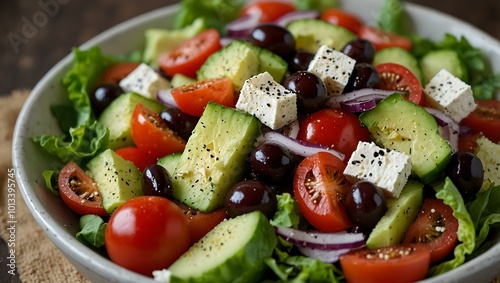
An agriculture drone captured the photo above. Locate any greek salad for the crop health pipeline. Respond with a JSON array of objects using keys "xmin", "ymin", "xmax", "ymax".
[{"xmin": 34, "ymin": 0, "xmax": 500, "ymax": 282}]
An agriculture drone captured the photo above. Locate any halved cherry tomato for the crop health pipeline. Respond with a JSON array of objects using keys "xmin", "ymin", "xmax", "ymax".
[
  {"xmin": 241, "ymin": 1, "xmax": 296, "ymax": 23},
  {"xmin": 402, "ymin": 198, "xmax": 459, "ymax": 263},
  {"xmin": 58, "ymin": 161, "xmax": 108, "ymax": 217},
  {"xmin": 297, "ymin": 108, "xmax": 371, "ymax": 160},
  {"xmin": 105, "ymin": 196, "xmax": 190, "ymax": 276},
  {"xmin": 158, "ymin": 29, "xmax": 222, "ymax": 78},
  {"xmin": 171, "ymin": 77, "xmax": 236, "ymax": 117},
  {"xmin": 460, "ymin": 100, "xmax": 500, "ymax": 143},
  {"xmin": 293, "ymin": 152, "xmax": 352, "ymax": 232},
  {"xmin": 358, "ymin": 25, "xmax": 413, "ymax": 51},
  {"xmin": 375, "ymin": 63, "xmax": 425, "ymax": 106},
  {"xmin": 340, "ymin": 244, "xmax": 431, "ymax": 283},
  {"xmin": 131, "ymin": 104, "xmax": 186, "ymax": 160},
  {"xmin": 458, "ymin": 133, "xmax": 484, "ymax": 153},
  {"xmin": 97, "ymin": 62, "xmax": 140, "ymax": 85},
  {"xmin": 115, "ymin": 147, "xmax": 158, "ymax": 172},
  {"xmin": 175, "ymin": 201, "xmax": 227, "ymax": 245},
  {"xmin": 321, "ymin": 8, "xmax": 364, "ymax": 34}
]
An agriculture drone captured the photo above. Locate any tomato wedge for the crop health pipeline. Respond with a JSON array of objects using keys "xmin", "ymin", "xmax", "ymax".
[
  {"xmin": 175, "ymin": 201, "xmax": 227, "ymax": 245},
  {"xmin": 358, "ymin": 25, "xmax": 412, "ymax": 51},
  {"xmin": 171, "ymin": 77, "xmax": 236, "ymax": 117},
  {"xmin": 460, "ymin": 100, "xmax": 500, "ymax": 143},
  {"xmin": 293, "ymin": 152, "xmax": 352, "ymax": 232},
  {"xmin": 58, "ymin": 161, "xmax": 108, "ymax": 217},
  {"xmin": 241, "ymin": 1, "xmax": 296, "ymax": 23},
  {"xmin": 402, "ymin": 198, "xmax": 459, "ymax": 263},
  {"xmin": 115, "ymin": 147, "xmax": 158, "ymax": 172},
  {"xmin": 158, "ymin": 29, "xmax": 222, "ymax": 78},
  {"xmin": 375, "ymin": 63, "xmax": 425, "ymax": 106},
  {"xmin": 97, "ymin": 62, "xmax": 140, "ymax": 85},
  {"xmin": 321, "ymin": 8, "xmax": 364, "ymax": 34},
  {"xmin": 131, "ymin": 104, "xmax": 186, "ymax": 160},
  {"xmin": 340, "ymin": 244, "xmax": 431, "ymax": 283}
]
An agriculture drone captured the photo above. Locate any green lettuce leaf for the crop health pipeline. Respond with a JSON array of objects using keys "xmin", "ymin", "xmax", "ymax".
[
  {"xmin": 377, "ymin": 0, "xmax": 408, "ymax": 35},
  {"xmin": 428, "ymin": 177, "xmax": 476, "ymax": 276},
  {"xmin": 41, "ymin": 170, "xmax": 60, "ymax": 196},
  {"xmin": 292, "ymin": 0, "xmax": 338, "ymax": 12},
  {"xmin": 270, "ymin": 193, "xmax": 302, "ymax": 229},
  {"xmin": 76, "ymin": 214, "xmax": 107, "ymax": 248}
]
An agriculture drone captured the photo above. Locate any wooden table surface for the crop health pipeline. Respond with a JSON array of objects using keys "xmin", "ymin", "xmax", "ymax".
[{"xmin": 1, "ymin": 0, "xmax": 499, "ymax": 95}]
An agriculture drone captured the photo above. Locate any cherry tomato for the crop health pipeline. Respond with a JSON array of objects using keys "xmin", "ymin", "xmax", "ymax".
[
  {"xmin": 293, "ymin": 152, "xmax": 352, "ymax": 232},
  {"xmin": 340, "ymin": 244, "xmax": 431, "ymax": 283},
  {"xmin": 458, "ymin": 133, "xmax": 483, "ymax": 153},
  {"xmin": 131, "ymin": 104, "xmax": 186, "ymax": 160},
  {"xmin": 297, "ymin": 108, "xmax": 371, "ymax": 160},
  {"xmin": 241, "ymin": 1, "xmax": 296, "ymax": 23},
  {"xmin": 375, "ymin": 63, "xmax": 425, "ymax": 106},
  {"xmin": 58, "ymin": 161, "xmax": 108, "ymax": 217},
  {"xmin": 402, "ymin": 198, "xmax": 459, "ymax": 263},
  {"xmin": 115, "ymin": 147, "xmax": 158, "ymax": 172},
  {"xmin": 97, "ymin": 62, "xmax": 140, "ymax": 85},
  {"xmin": 460, "ymin": 100, "xmax": 500, "ymax": 143},
  {"xmin": 175, "ymin": 201, "xmax": 227, "ymax": 245},
  {"xmin": 171, "ymin": 77, "xmax": 235, "ymax": 117},
  {"xmin": 321, "ymin": 8, "xmax": 363, "ymax": 34},
  {"xmin": 358, "ymin": 25, "xmax": 413, "ymax": 51},
  {"xmin": 105, "ymin": 196, "xmax": 190, "ymax": 276},
  {"xmin": 158, "ymin": 29, "xmax": 222, "ymax": 78}
]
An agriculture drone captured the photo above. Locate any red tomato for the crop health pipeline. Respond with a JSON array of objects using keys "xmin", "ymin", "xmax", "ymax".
[
  {"xmin": 297, "ymin": 108, "xmax": 371, "ymax": 160},
  {"xmin": 58, "ymin": 161, "xmax": 108, "ymax": 217},
  {"xmin": 460, "ymin": 100, "xmax": 500, "ymax": 143},
  {"xmin": 115, "ymin": 147, "xmax": 158, "ymax": 172},
  {"xmin": 321, "ymin": 8, "xmax": 363, "ymax": 34},
  {"xmin": 131, "ymin": 104, "xmax": 186, "ymax": 160},
  {"xmin": 105, "ymin": 196, "xmax": 190, "ymax": 276},
  {"xmin": 97, "ymin": 62, "xmax": 140, "ymax": 85},
  {"xmin": 340, "ymin": 244, "xmax": 431, "ymax": 283},
  {"xmin": 158, "ymin": 29, "xmax": 222, "ymax": 78},
  {"xmin": 241, "ymin": 1, "xmax": 296, "ymax": 23},
  {"xmin": 171, "ymin": 77, "xmax": 236, "ymax": 117},
  {"xmin": 375, "ymin": 63, "xmax": 425, "ymax": 106},
  {"xmin": 293, "ymin": 152, "xmax": 352, "ymax": 232},
  {"xmin": 458, "ymin": 133, "xmax": 483, "ymax": 153},
  {"xmin": 402, "ymin": 198, "xmax": 459, "ymax": 263},
  {"xmin": 358, "ymin": 25, "xmax": 412, "ymax": 51},
  {"xmin": 175, "ymin": 201, "xmax": 227, "ymax": 245}
]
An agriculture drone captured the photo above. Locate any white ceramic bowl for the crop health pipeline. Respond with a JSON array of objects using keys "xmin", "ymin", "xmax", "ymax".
[{"xmin": 13, "ymin": 0, "xmax": 500, "ymax": 282}]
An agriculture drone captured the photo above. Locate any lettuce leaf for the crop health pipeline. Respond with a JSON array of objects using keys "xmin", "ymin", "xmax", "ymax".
[
  {"xmin": 76, "ymin": 214, "xmax": 107, "ymax": 248},
  {"xmin": 270, "ymin": 193, "xmax": 302, "ymax": 229},
  {"xmin": 292, "ymin": 0, "xmax": 338, "ymax": 12},
  {"xmin": 377, "ymin": 0, "xmax": 409, "ymax": 35}
]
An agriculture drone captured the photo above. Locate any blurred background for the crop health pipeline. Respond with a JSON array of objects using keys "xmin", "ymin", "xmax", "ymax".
[{"xmin": 1, "ymin": 0, "xmax": 499, "ymax": 96}]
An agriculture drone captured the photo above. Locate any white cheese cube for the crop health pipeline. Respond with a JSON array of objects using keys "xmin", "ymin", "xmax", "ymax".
[
  {"xmin": 236, "ymin": 72, "xmax": 297, "ymax": 130},
  {"xmin": 424, "ymin": 69, "xmax": 476, "ymax": 122},
  {"xmin": 307, "ymin": 44, "xmax": 356, "ymax": 96},
  {"xmin": 119, "ymin": 63, "xmax": 170, "ymax": 100},
  {"xmin": 344, "ymin": 142, "xmax": 411, "ymax": 198}
]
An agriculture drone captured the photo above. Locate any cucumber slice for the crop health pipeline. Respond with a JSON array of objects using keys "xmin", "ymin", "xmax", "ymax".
[
  {"xmin": 157, "ymin": 152, "xmax": 182, "ymax": 175},
  {"xmin": 420, "ymin": 49, "xmax": 468, "ymax": 84},
  {"xmin": 373, "ymin": 47, "xmax": 423, "ymax": 82},
  {"xmin": 168, "ymin": 211, "xmax": 277, "ymax": 283}
]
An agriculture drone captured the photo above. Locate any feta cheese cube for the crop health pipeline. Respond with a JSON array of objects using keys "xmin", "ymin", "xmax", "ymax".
[
  {"xmin": 424, "ymin": 69, "xmax": 476, "ymax": 122},
  {"xmin": 307, "ymin": 44, "xmax": 356, "ymax": 96},
  {"xmin": 236, "ymin": 72, "xmax": 297, "ymax": 130},
  {"xmin": 344, "ymin": 142, "xmax": 411, "ymax": 198},
  {"xmin": 119, "ymin": 63, "xmax": 170, "ymax": 100}
]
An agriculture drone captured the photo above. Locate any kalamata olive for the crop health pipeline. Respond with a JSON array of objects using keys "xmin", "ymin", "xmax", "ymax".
[
  {"xmin": 282, "ymin": 71, "xmax": 328, "ymax": 114},
  {"xmin": 142, "ymin": 164, "xmax": 173, "ymax": 199},
  {"xmin": 250, "ymin": 143, "xmax": 295, "ymax": 185},
  {"xmin": 345, "ymin": 180, "xmax": 387, "ymax": 229},
  {"xmin": 289, "ymin": 50, "xmax": 315, "ymax": 72},
  {"xmin": 248, "ymin": 23, "xmax": 296, "ymax": 59},
  {"xmin": 445, "ymin": 151, "xmax": 484, "ymax": 202},
  {"xmin": 90, "ymin": 83, "xmax": 124, "ymax": 115},
  {"xmin": 344, "ymin": 63, "xmax": 380, "ymax": 92},
  {"xmin": 224, "ymin": 180, "xmax": 277, "ymax": 219},
  {"xmin": 160, "ymin": 107, "xmax": 199, "ymax": 140},
  {"xmin": 341, "ymin": 38, "xmax": 376, "ymax": 64}
]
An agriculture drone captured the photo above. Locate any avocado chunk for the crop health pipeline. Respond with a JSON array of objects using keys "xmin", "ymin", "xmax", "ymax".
[
  {"xmin": 287, "ymin": 19, "xmax": 357, "ymax": 52},
  {"xmin": 87, "ymin": 149, "xmax": 143, "ymax": 214},
  {"xmin": 167, "ymin": 211, "xmax": 277, "ymax": 283},
  {"xmin": 239, "ymin": 41, "xmax": 288, "ymax": 82},
  {"xmin": 373, "ymin": 47, "xmax": 423, "ymax": 82},
  {"xmin": 359, "ymin": 93, "xmax": 452, "ymax": 184},
  {"xmin": 366, "ymin": 180, "xmax": 424, "ymax": 249},
  {"xmin": 98, "ymin": 92, "xmax": 164, "ymax": 149},
  {"xmin": 197, "ymin": 41, "xmax": 259, "ymax": 91},
  {"xmin": 172, "ymin": 102, "xmax": 260, "ymax": 212},
  {"xmin": 157, "ymin": 152, "xmax": 182, "ymax": 176},
  {"xmin": 142, "ymin": 18, "xmax": 205, "ymax": 65}
]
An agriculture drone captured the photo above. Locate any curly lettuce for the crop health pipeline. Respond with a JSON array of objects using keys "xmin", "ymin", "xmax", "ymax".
[{"xmin": 270, "ymin": 193, "xmax": 302, "ymax": 229}]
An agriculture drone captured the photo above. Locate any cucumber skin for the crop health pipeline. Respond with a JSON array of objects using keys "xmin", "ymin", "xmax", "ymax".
[{"xmin": 169, "ymin": 211, "xmax": 277, "ymax": 283}]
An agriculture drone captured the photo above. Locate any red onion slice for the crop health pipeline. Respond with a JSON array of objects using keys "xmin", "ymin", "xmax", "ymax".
[
  {"xmin": 327, "ymin": 88, "xmax": 405, "ymax": 109},
  {"xmin": 226, "ymin": 13, "xmax": 261, "ymax": 37},
  {"xmin": 157, "ymin": 89, "xmax": 178, "ymax": 108},
  {"xmin": 298, "ymin": 246, "xmax": 352, "ymax": 263},
  {"xmin": 275, "ymin": 226, "xmax": 365, "ymax": 250},
  {"xmin": 281, "ymin": 119, "xmax": 300, "ymax": 139},
  {"xmin": 425, "ymin": 107, "xmax": 460, "ymax": 152},
  {"xmin": 256, "ymin": 131, "xmax": 345, "ymax": 161},
  {"xmin": 274, "ymin": 10, "xmax": 320, "ymax": 27},
  {"xmin": 339, "ymin": 95, "xmax": 382, "ymax": 113}
]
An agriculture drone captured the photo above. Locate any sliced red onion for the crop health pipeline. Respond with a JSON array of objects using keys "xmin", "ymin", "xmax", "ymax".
[
  {"xmin": 339, "ymin": 95, "xmax": 381, "ymax": 113},
  {"xmin": 256, "ymin": 131, "xmax": 345, "ymax": 161},
  {"xmin": 327, "ymin": 88, "xmax": 405, "ymax": 109},
  {"xmin": 157, "ymin": 89, "xmax": 178, "ymax": 108},
  {"xmin": 281, "ymin": 119, "xmax": 300, "ymax": 139},
  {"xmin": 275, "ymin": 226, "xmax": 365, "ymax": 250},
  {"xmin": 274, "ymin": 10, "xmax": 320, "ymax": 27},
  {"xmin": 425, "ymin": 107, "xmax": 460, "ymax": 153},
  {"xmin": 298, "ymin": 246, "xmax": 352, "ymax": 263},
  {"xmin": 226, "ymin": 13, "xmax": 261, "ymax": 37}
]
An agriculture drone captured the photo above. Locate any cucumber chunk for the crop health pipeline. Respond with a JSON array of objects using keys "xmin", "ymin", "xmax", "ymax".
[
  {"xmin": 373, "ymin": 47, "xmax": 423, "ymax": 82},
  {"xmin": 168, "ymin": 211, "xmax": 277, "ymax": 283},
  {"xmin": 157, "ymin": 152, "xmax": 182, "ymax": 176},
  {"xmin": 420, "ymin": 49, "xmax": 468, "ymax": 84}
]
